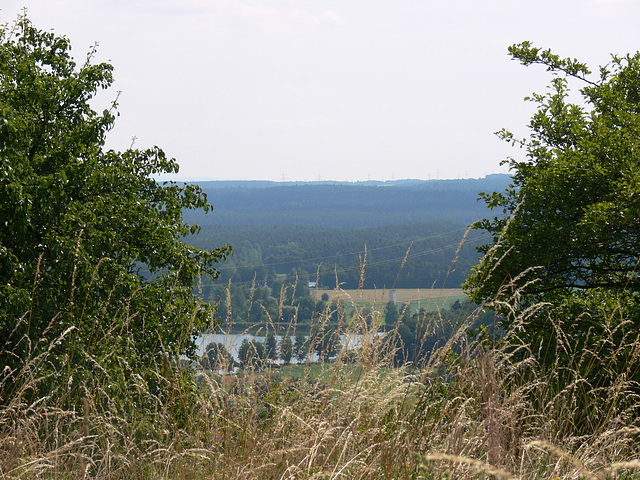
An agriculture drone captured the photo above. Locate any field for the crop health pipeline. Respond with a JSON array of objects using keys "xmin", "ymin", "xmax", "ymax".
[{"xmin": 312, "ymin": 287, "xmax": 467, "ymax": 312}]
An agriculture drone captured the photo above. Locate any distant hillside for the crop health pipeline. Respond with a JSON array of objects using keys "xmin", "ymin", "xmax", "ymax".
[
  {"xmin": 191, "ymin": 221, "xmax": 489, "ymax": 289},
  {"xmin": 183, "ymin": 174, "xmax": 512, "ymax": 228},
  {"xmin": 182, "ymin": 175, "xmax": 512, "ymax": 290}
]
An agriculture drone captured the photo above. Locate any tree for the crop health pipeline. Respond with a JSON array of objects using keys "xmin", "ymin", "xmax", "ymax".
[
  {"xmin": 313, "ymin": 325, "xmax": 341, "ymax": 362},
  {"xmin": 280, "ymin": 334, "xmax": 293, "ymax": 364},
  {"xmin": 265, "ymin": 331, "xmax": 278, "ymax": 362},
  {"xmin": 383, "ymin": 322, "xmax": 414, "ymax": 366},
  {"xmin": 0, "ymin": 15, "xmax": 230, "ymax": 399},
  {"xmin": 238, "ymin": 338, "xmax": 264, "ymax": 369},
  {"xmin": 202, "ymin": 342, "xmax": 234, "ymax": 372},
  {"xmin": 294, "ymin": 331, "xmax": 308, "ymax": 363},
  {"xmin": 384, "ymin": 301, "xmax": 399, "ymax": 327},
  {"xmin": 466, "ymin": 43, "xmax": 640, "ymax": 381}
]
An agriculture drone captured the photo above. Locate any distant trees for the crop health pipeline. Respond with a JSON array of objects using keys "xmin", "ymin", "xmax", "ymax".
[
  {"xmin": 265, "ymin": 332, "xmax": 278, "ymax": 362},
  {"xmin": 280, "ymin": 334, "xmax": 293, "ymax": 364},
  {"xmin": 202, "ymin": 342, "xmax": 234, "ymax": 372},
  {"xmin": 384, "ymin": 301, "xmax": 399, "ymax": 327},
  {"xmin": 238, "ymin": 339, "xmax": 265, "ymax": 369},
  {"xmin": 383, "ymin": 302, "xmax": 496, "ymax": 366},
  {"xmin": 310, "ymin": 325, "xmax": 341, "ymax": 362},
  {"xmin": 206, "ymin": 298, "xmax": 491, "ymax": 371},
  {"xmin": 294, "ymin": 332, "xmax": 308, "ymax": 363},
  {"xmin": 215, "ymin": 283, "xmax": 322, "ymax": 325},
  {"xmin": 235, "ymin": 330, "xmax": 315, "ymax": 369},
  {"xmin": 193, "ymin": 221, "xmax": 485, "ymax": 298}
]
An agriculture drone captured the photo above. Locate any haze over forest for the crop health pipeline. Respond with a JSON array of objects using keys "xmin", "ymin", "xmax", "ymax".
[{"xmin": 185, "ymin": 174, "xmax": 512, "ymax": 296}]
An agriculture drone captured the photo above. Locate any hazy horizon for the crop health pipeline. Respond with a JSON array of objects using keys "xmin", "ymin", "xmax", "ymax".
[
  {"xmin": 4, "ymin": 1, "xmax": 639, "ymax": 182},
  {"xmin": 157, "ymin": 172, "xmax": 511, "ymax": 183}
]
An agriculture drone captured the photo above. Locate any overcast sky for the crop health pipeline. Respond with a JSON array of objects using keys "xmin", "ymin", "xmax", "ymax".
[{"xmin": 3, "ymin": 1, "xmax": 640, "ymax": 181}]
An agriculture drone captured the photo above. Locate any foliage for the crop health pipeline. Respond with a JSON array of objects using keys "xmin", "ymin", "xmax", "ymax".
[
  {"xmin": 280, "ymin": 334, "xmax": 293, "ymax": 364},
  {"xmin": 238, "ymin": 338, "xmax": 265, "ymax": 369},
  {"xmin": 294, "ymin": 331, "xmax": 308, "ymax": 363},
  {"xmin": 214, "ymin": 281, "xmax": 328, "ymax": 326},
  {"xmin": 202, "ymin": 342, "xmax": 234, "ymax": 372},
  {"xmin": 466, "ymin": 43, "xmax": 640, "ymax": 379},
  {"xmin": 0, "ymin": 14, "xmax": 230, "ymax": 401},
  {"xmin": 265, "ymin": 331, "xmax": 278, "ymax": 361},
  {"xmin": 185, "ymin": 176, "xmax": 512, "ymax": 227},
  {"xmin": 6, "ymin": 17, "xmax": 640, "ymax": 476},
  {"xmin": 384, "ymin": 301, "xmax": 400, "ymax": 326},
  {"xmin": 194, "ymin": 221, "xmax": 484, "ymax": 292},
  {"xmin": 310, "ymin": 325, "xmax": 341, "ymax": 361},
  {"xmin": 4, "ymin": 280, "xmax": 640, "ymax": 479},
  {"xmin": 383, "ymin": 301, "xmax": 497, "ymax": 366}
]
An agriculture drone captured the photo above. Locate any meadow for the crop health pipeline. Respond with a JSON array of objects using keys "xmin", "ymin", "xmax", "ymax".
[
  {"xmin": 313, "ymin": 287, "xmax": 468, "ymax": 313},
  {"xmin": 2, "ymin": 278, "xmax": 640, "ymax": 479}
]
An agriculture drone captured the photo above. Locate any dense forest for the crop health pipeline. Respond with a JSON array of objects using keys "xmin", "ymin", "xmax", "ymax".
[
  {"xmin": 185, "ymin": 175, "xmax": 510, "ymax": 302},
  {"xmin": 192, "ymin": 222, "xmax": 487, "ymax": 291},
  {"xmin": 183, "ymin": 175, "xmax": 511, "ymax": 227}
]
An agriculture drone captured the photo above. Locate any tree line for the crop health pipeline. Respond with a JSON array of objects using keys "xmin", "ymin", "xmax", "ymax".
[
  {"xmin": 183, "ymin": 176, "xmax": 512, "ymax": 228},
  {"xmin": 202, "ymin": 326, "xmax": 341, "ymax": 371},
  {"xmin": 191, "ymin": 222, "xmax": 488, "ymax": 300},
  {"xmin": 202, "ymin": 298, "xmax": 499, "ymax": 372}
]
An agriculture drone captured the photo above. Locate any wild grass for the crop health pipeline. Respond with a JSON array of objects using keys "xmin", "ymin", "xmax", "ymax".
[{"xmin": 2, "ymin": 264, "xmax": 640, "ymax": 479}]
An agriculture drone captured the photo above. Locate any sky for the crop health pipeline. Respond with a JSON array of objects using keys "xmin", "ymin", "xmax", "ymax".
[{"xmin": 2, "ymin": 0, "xmax": 640, "ymax": 182}]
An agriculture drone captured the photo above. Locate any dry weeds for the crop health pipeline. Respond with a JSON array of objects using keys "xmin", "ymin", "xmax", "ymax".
[{"xmin": 2, "ymin": 271, "xmax": 640, "ymax": 479}]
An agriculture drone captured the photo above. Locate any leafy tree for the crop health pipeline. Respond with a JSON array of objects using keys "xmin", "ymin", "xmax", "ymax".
[
  {"xmin": 0, "ymin": 15, "xmax": 230, "ymax": 399},
  {"xmin": 202, "ymin": 342, "xmax": 234, "ymax": 372},
  {"xmin": 466, "ymin": 43, "xmax": 640, "ymax": 383},
  {"xmin": 312, "ymin": 325, "xmax": 341, "ymax": 362},
  {"xmin": 384, "ymin": 322, "xmax": 414, "ymax": 366},
  {"xmin": 280, "ymin": 334, "xmax": 293, "ymax": 364},
  {"xmin": 294, "ymin": 295, "xmax": 316, "ymax": 322},
  {"xmin": 328, "ymin": 300, "xmax": 345, "ymax": 325},
  {"xmin": 294, "ymin": 331, "xmax": 308, "ymax": 363},
  {"xmin": 275, "ymin": 304, "xmax": 296, "ymax": 325},
  {"xmin": 265, "ymin": 331, "xmax": 278, "ymax": 362},
  {"xmin": 384, "ymin": 301, "xmax": 399, "ymax": 327},
  {"xmin": 238, "ymin": 338, "xmax": 264, "ymax": 369}
]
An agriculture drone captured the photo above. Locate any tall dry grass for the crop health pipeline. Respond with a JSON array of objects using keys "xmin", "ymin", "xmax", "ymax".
[{"xmin": 2, "ymin": 261, "xmax": 640, "ymax": 479}]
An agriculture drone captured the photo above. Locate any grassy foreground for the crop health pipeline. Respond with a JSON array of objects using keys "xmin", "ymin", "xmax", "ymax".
[{"xmin": 2, "ymin": 286, "xmax": 640, "ymax": 479}]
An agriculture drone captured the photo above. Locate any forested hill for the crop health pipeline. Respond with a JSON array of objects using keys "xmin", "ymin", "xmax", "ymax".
[
  {"xmin": 183, "ymin": 174, "xmax": 512, "ymax": 227},
  {"xmin": 182, "ymin": 174, "xmax": 512, "ymax": 291},
  {"xmin": 190, "ymin": 221, "xmax": 488, "ymax": 289}
]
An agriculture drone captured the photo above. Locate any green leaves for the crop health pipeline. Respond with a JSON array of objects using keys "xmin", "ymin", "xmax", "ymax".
[
  {"xmin": 0, "ymin": 14, "xmax": 230, "ymax": 402},
  {"xmin": 466, "ymin": 42, "xmax": 640, "ymax": 385},
  {"xmin": 508, "ymin": 41, "xmax": 595, "ymax": 84}
]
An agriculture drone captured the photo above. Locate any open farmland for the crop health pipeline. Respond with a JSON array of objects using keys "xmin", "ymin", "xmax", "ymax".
[{"xmin": 312, "ymin": 287, "xmax": 466, "ymax": 306}]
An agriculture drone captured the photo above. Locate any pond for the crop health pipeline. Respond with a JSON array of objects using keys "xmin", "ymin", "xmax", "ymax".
[{"xmin": 195, "ymin": 332, "xmax": 381, "ymax": 363}]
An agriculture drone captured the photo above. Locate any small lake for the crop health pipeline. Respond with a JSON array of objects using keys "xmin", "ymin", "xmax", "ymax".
[{"xmin": 195, "ymin": 332, "xmax": 381, "ymax": 363}]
